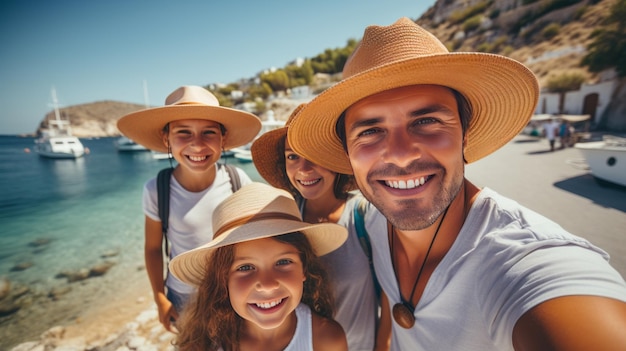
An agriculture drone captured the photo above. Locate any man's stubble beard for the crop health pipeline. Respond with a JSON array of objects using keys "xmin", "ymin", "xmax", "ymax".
[{"xmin": 359, "ymin": 163, "xmax": 464, "ymax": 231}]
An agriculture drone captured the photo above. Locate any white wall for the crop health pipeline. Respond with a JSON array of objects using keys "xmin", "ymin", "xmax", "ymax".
[{"xmin": 536, "ymin": 79, "xmax": 617, "ymax": 125}]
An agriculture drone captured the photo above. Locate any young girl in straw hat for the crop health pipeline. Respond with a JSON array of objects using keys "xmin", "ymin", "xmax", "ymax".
[
  {"xmin": 117, "ymin": 85, "xmax": 261, "ymax": 332},
  {"xmin": 169, "ymin": 182, "xmax": 348, "ymax": 351},
  {"xmin": 251, "ymin": 104, "xmax": 389, "ymax": 351}
]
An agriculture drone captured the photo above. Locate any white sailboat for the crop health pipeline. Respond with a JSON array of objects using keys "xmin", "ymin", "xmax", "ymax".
[{"xmin": 34, "ymin": 87, "xmax": 86, "ymax": 159}]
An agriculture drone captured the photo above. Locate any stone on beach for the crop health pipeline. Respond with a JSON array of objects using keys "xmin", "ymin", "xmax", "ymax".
[
  {"xmin": 0, "ymin": 278, "xmax": 32, "ymax": 317},
  {"xmin": 0, "ymin": 277, "xmax": 10, "ymax": 300},
  {"xmin": 28, "ymin": 238, "xmax": 52, "ymax": 247},
  {"xmin": 10, "ymin": 261, "xmax": 34, "ymax": 272},
  {"xmin": 55, "ymin": 261, "xmax": 117, "ymax": 282}
]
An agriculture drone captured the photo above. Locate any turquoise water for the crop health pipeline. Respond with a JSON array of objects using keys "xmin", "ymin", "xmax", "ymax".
[{"xmin": 0, "ymin": 135, "xmax": 264, "ymax": 348}]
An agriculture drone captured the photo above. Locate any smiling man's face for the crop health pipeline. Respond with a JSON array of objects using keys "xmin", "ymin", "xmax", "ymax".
[{"xmin": 343, "ymin": 85, "xmax": 466, "ymax": 230}]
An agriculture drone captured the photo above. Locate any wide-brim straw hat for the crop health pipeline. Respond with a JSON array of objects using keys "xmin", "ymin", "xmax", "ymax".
[
  {"xmin": 287, "ymin": 17, "xmax": 539, "ymax": 174},
  {"xmin": 117, "ymin": 85, "xmax": 261, "ymax": 152},
  {"xmin": 251, "ymin": 104, "xmax": 304, "ymax": 190},
  {"xmin": 252, "ymin": 104, "xmax": 359, "ymax": 192},
  {"xmin": 169, "ymin": 182, "xmax": 347, "ymax": 286}
]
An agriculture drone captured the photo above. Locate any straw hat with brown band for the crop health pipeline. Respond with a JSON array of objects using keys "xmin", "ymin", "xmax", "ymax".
[
  {"xmin": 287, "ymin": 17, "xmax": 539, "ymax": 175},
  {"xmin": 117, "ymin": 85, "xmax": 262, "ymax": 153},
  {"xmin": 169, "ymin": 182, "xmax": 347, "ymax": 286}
]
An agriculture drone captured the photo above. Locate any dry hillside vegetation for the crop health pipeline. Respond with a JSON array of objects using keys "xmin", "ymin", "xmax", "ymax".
[{"xmin": 419, "ymin": 0, "xmax": 614, "ymax": 86}]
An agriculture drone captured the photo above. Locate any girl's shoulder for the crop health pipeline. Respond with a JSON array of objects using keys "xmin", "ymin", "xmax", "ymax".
[{"xmin": 311, "ymin": 313, "xmax": 347, "ymax": 351}]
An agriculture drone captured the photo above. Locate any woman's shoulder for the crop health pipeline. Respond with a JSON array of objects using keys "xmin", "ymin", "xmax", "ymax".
[{"xmin": 311, "ymin": 313, "xmax": 348, "ymax": 351}]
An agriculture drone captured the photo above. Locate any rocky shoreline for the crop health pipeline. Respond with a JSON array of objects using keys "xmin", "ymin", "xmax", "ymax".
[
  {"xmin": 11, "ymin": 303, "xmax": 176, "ymax": 351},
  {"xmin": 0, "ymin": 235, "xmax": 162, "ymax": 350}
]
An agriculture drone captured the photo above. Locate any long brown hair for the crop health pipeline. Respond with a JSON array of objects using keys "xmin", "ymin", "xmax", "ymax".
[{"xmin": 175, "ymin": 232, "xmax": 335, "ymax": 351}]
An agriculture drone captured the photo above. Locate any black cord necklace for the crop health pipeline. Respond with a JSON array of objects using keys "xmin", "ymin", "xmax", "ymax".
[{"xmin": 390, "ymin": 206, "xmax": 449, "ymax": 329}]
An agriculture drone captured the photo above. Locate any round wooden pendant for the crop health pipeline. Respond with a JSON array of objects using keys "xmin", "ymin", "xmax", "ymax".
[{"xmin": 392, "ymin": 302, "xmax": 415, "ymax": 329}]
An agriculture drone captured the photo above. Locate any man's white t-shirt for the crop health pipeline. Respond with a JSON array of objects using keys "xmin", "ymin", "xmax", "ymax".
[{"xmin": 367, "ymin": 187, "xmax": 626, "ymax": 350}]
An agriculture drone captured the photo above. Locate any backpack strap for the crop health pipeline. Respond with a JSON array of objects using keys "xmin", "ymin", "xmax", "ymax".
[
  {"xmin": 353, "ymin": 197, "xmax": 381, "ymax": 298},
  {"xmin": 157, "ymin": 167, "xmax": 174, "ymax": 261},
  {"xmin": 222, "ymin": 163, "xmax": 241, "ymax": 192}
]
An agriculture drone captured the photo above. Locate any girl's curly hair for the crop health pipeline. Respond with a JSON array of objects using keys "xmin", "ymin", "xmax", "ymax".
[{"xmin": 175, "ymin": 232, "xmax": 335, "ymax": 351}]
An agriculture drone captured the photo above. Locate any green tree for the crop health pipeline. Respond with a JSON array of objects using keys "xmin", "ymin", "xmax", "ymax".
[
  {"xmin": 247, "ymin": 82, "xmax": 273, "ymax": 100},
  {"xmin": 546, "ymin": 72, "xmax": 586, "ymax": 113},
  {"xmin": 260, "ymin": 70, "xmax": 290, "ymax": 92},
  {"xmin": 581, "ymin": 0, "xmax": 626, "ymax": 77}
]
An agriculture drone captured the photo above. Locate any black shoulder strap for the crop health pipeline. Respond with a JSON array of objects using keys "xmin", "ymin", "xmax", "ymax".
[{"xmin": 157, "ymin": 167, "xmax": 174, "ymax": 236}]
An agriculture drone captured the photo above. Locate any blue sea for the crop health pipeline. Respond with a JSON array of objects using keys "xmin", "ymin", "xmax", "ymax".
[{"xmin": 0, "ymin": 135, "xmax": 263, "ymax": 348}]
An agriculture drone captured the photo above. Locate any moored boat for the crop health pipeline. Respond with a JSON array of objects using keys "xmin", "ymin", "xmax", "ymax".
[
  {"xmin": 34, "ymin": 88, "xmax": 85, "ymax": 159},
  {"xmin": 231, "ymin": 145, "xmax": 253, "ymax": 163},
  {"xmin": 575, "ymin": 135, "xmax": 626, "ymax": 187},
  {"xmin": 114, "ymin": 136, "xmax": 148, "ymax": 152},
  {"xmin": 151, "ymin": 151, "xmax": 171, "ymax": 160}
]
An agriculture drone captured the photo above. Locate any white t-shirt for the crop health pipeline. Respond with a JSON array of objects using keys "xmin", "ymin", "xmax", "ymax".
[
  {"xmin": 367, "ymin": 187, "xmax": 626, "ymax": 350},
  {"xmin": 143, "ymin": 164, "xmax": 252, "ymax": 294},
  {"xmin": 543, "ymin": 121, "xmax": 559, "ymax": 140}
]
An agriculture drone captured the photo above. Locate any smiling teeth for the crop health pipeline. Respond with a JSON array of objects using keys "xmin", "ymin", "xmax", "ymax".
[
  {"xmin": 188, "ymin": 155, "xmax": 207, "ymax": 162},
  {"xmin": 256, "ymin": 299, "xmax": 283, "ymax": 309},
  {"xmin": 299, "ymin": 179, "xmax": 320, "ymax": 186},
  {"xmin": 385, "ymin": 177, "xmax": 426, "ymax": 189}
]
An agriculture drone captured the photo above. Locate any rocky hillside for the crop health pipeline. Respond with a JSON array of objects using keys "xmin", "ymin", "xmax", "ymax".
[
  {"xmin": 37, "ymin": 0, "xmax": 619, "ymax": 137},
  {"xmin": 38, "ymin": 101, "xmax": 147, "ymax": 138},
  {"xmin": 417, "ymin": 0, "xmax": 614, "ymax": 87},
  {"xmin": 36, "ymin": 98, "xmax": 304, "ymax": 138}
]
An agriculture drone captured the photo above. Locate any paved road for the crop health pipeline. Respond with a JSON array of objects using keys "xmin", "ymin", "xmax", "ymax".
[{"xmin": 465, "ymin": 134, "xmax": 626, "ymax": 279}]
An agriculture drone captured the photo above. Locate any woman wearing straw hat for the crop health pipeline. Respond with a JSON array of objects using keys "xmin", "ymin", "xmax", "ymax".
[
  {"xmin": 287, "ymin": 18, "xmax": 626, "ymax": 351},
  {"xmin": 170, "ymin": 182, "xmax": 348, "ymax": 351},
  {"xmin": 251, "ymin": 104, "xmax": 388, "ymax": 351},
  {"xmin": 117, "ymin": 85, "xmax": 261, "ymax": 332}
]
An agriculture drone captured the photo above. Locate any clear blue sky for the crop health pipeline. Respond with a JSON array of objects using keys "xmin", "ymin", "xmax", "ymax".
[{"xmin": 0, "ymin": 0, "xmax": 435, "ymax": 135}]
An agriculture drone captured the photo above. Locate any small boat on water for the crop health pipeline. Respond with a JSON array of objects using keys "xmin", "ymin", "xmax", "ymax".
[
  {"xmin": 575, "ymin": 135, "xmax": 626, "ymax": 187},
  {"xmin": 151, "ymin": 151, "xmax": 171, "ymax": 160},
  {"xmin": 221, "ymin": 149, "xmax": 235, "ymax": 158},
  {"xmin": 114, "ymin": 135, "xmax": 148, "ymax": 152},
  {"xmin": 34, "ymin": 88, "xmax": 85, "ymax": 159},
  {"xmin": 229, "ymin": 110, "xmax": 286, "ymax": 163},
  {"xmin": 231, "ymin": 145, "xmax": 253, "ymax": 163}
]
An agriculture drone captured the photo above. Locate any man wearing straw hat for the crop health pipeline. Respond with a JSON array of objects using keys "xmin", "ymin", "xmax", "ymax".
[{"xmin": 288, "ymin": 17, "xmax": 626, "ymax": 350}]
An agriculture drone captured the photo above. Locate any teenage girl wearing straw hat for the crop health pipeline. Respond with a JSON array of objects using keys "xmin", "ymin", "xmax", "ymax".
[
  {"xmin": 251, "ymin": 104, "xmax": 388, "ymax": 351},
  {"xmin": 170, "ymin": 182, "xmax": 348, "ymax": 351},
  {"xmin": 117, "ymin": 85, "xmax": 261, "ymax": 332},
  {"xmin": 287, "ymin": 18, "xmax": 626, "ymax": 350}
]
